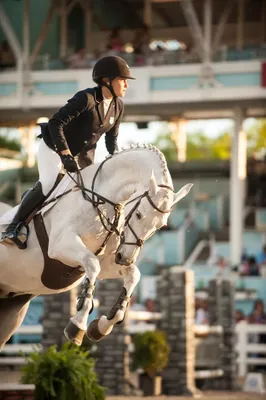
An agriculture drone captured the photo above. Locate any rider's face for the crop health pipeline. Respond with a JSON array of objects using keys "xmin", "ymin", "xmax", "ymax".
[{"xmin": 112, "ymin": 77, "xmax": 128, "ymax": 97}]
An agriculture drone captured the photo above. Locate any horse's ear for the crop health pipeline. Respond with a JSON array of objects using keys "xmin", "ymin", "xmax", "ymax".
[
  {"xmin": 149, "ymin": 171, "xmax": 158, "ymax": 196},
  {"xmin": 173, "ymin": 183, "xmax": 193, "ymax": 205}
]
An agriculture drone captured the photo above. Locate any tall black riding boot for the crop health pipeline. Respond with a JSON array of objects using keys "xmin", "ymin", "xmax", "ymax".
[{"xmin": 0, "ymin": 181, "xmax": 46, "ymax": 249}]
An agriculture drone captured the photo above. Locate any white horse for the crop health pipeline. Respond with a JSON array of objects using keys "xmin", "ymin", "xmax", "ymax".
[{"xmin": 0, "ymin": 145, "xmax": 192, "ymax": 349}]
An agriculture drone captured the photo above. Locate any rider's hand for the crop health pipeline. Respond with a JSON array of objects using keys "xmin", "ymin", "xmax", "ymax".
[{"xmin": 61, "ymin": 154, "xmax": 78, "ymax": 173}]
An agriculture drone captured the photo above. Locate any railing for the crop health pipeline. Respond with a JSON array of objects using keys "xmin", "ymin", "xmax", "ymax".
[
  {"xmin": 2, "ymin": 314, "xmax": 266, "ymax": 379},
  {"xmin": 235, "ymin": 321, "xmax": 266, "ymax": 377}
]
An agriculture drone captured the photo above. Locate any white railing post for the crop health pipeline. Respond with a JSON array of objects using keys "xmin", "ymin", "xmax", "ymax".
[{"xmin": 237, "ymin": 321, "xmax": 248, "ymax": 377}]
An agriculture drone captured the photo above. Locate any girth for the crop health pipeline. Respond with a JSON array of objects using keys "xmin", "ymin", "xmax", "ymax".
[{"xmin": 34, "ymin": 214, "xmax": 85, "ymax": 290}]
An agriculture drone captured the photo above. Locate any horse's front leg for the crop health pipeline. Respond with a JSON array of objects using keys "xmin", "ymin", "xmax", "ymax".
[
  {"xmin": 87, "ymin": 263, "xmax": 140, "ymax": 341},
  {"xmin": 48, "ymin": 233, "xmax": 101, "ymax": 346}
]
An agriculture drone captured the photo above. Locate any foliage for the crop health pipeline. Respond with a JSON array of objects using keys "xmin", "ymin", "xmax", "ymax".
[
  {"xmin": 20, "ymin": 342, "xmax": 105, "ymax": 400},
  {"xmin": 132, "ymin": 330, "xmax": 170, "ymax": 376},
  {"xmin": 153, "ymin": 133, "xmax": 177, "ymax": 162},
  {"xmin": 246, "ymin": 119, "xmax": 266, "ymax": 157},
  {"xmin": 0, "ymin": 135, "xmax": 21, "ymax": 152},
  {"xmin": 153, "ymin": 118, "xmax": 266, "ymax": 161},
  {"xmin": 154, "ymin": 131, "xmax": 231, "ymax": 161}
]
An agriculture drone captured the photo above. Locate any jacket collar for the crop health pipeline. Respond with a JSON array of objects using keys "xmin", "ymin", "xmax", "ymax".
[
  {"xmin": 93, "ymin": 86, "xmax": 103, "ymax": 104},
  {"xmin": 93, "ymin": 86, "xmax": 116, "ymax": 125}
]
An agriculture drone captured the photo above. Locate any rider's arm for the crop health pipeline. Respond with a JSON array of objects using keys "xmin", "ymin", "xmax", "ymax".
[
  {"xmin": 105, "ymin": 103, "xmax": 124, "ymax": 155},
  {"xmin": 48, "ymin": 91, "xmax": 89, "ymax": 154}
]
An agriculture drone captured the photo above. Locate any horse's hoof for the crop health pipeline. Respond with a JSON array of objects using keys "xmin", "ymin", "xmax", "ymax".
[
  {"xmin": 64, "ymin": 320, "xmax": 85, "ymax": 346},
  {"xmin": 86, "ymin": 319, "xmax": 105, "ymax": 342}
]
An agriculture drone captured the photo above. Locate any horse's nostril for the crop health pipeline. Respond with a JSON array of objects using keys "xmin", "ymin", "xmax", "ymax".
[{"xmin": 115, "ymin": 252, "xmax": 122, "ymax": 264}]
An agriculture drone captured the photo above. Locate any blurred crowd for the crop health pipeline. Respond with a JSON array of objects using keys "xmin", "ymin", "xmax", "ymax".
[
  {"xmin": 209, "ymin": 244, "xmax": 266, "ymax": 277},
  {"xmin": 1, "ymin": 26, "xmax": 265, "ymax": 72},
  {"xmin": 195, "ymin": 298, "xmax": 266, "ymax": 326},
  {"xmin": 66, "ymin": 26, "xmax": 191, "ymax": 70}
]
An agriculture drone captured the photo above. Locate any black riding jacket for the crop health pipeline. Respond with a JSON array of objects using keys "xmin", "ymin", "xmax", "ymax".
[{"xmin": 41, "ymin": 87, "xmax": 124, "ymax": 157}]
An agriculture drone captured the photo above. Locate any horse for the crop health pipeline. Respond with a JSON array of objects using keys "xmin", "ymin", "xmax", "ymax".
[{"xmin": 0, "ymin": 144, "xmax": 192, "ymax": 349}]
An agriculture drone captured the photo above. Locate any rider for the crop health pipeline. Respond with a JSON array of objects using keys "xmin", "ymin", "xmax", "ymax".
[{"xmin": 1, "ymin": 56, "xmax": 135, "ymax": 249}]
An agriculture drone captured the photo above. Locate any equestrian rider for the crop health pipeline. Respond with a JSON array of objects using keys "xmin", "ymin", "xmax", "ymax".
[{"xmin": 1, "ymin": 55, "xmax": 135, "ymax": 249}]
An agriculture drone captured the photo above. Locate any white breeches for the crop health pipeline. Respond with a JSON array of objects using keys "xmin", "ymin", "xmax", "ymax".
[{"xmin": 37, "ymin": 140, "xmax": 63, "ymax": 196}]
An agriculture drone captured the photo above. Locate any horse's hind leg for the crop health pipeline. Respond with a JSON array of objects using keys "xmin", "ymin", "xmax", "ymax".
[
  {"xmin": 87, "ymin": 263, "xmax": 140, "ymax": 342},
  {"xmin": 0, "ymin": 294, "xmax": 34, "ymax": 351}
]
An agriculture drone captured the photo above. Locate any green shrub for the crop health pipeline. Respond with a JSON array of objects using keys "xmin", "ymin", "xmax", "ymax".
[
  {"xmin": 20, "ymin": 342, "xmax": 105, "ymax": 400},
  {"xmin": 132, "ymin": 330, "xmax": 170, "ymax": 376},
  {"xmin": 0, "ymin": 135, "xmax": 21, "ymax": 151}
]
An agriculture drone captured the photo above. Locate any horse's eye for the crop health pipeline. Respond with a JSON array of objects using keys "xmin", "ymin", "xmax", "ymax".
[{"xmin": 136, "ymin": 210, "xmax": 142, "ymax": 220}]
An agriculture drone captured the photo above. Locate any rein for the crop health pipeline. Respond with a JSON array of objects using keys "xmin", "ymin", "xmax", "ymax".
[{"xmin": 43, "ymin": 157, "xmax": 174, "ymax": 255}]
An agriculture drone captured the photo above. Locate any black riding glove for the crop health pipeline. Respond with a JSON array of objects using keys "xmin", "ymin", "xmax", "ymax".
[{"xmin": 61, "ymin": 154, "xmax": 78, "ymax": 173}]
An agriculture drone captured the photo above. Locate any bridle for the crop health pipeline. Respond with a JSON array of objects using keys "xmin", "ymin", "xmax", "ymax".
[
  {"xmin": 43, "ymin": 156, "xmax": 174, "ymax": 256},
  {"xmin": 119, "ymin": 184, "xmax": 173, "ymax": 249}
]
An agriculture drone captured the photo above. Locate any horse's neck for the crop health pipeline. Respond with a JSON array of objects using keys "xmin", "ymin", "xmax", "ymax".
[{"xmin": 82, "ymin": 149, "xmax": 170, "ymax": 203}]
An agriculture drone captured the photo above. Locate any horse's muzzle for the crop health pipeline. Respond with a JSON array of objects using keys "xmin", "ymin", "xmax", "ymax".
[{"xmin": 115, "ymin": 252, "xmax": 131, "ymax": 266}]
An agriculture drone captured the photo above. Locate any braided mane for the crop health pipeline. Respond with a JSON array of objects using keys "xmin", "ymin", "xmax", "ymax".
[{"xmin": 111, "ymin": 143, "xmax": 169, "ymax": 178}]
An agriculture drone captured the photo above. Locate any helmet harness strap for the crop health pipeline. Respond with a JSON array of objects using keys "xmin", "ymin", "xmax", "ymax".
[{"xmin": 99, "ymin": 78, "xmax": 117, "ymax": 98}]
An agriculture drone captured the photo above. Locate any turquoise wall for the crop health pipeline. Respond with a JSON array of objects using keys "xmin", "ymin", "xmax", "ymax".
[{"xmin": 151, "ymin": 72, "xmax": 260, "ymax": 91}]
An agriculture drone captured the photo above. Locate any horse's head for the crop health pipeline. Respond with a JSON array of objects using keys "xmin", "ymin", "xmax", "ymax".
[{"xmin": 115, "ymin": 173, "xmax": 193, "ymax": 266}]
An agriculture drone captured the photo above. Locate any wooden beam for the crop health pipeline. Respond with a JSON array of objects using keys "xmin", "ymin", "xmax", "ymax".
[
  {"xmin": 260, "ymin": 0, "xmax": 266, "ymax": 43},
  {"xmin": 84, "ymin": 7, "xmax": 92, "ymax": 53},
  {"xmin": 212, "ymin": 0, "xmax": 234, "ymax": 56},
  {"xmin": 203, "ymin": 0, "xmax": 212, "ymax": 63},
  {"xmin": 236, "ymin": 0, "xmax": 246, "ymax": 51},
  {"xmin": 23, "ymin": 0, "xmax": 30, "ymax": 69},
  {"xmin": 144, "ymin": 0, "xmax": 152, "ymax": 27},
  {"xmin": 0, "ymin": 4, "xmax": 23, "ymax": 62},
  {"xmin": 30, "ymin": 2, "xmax": 57, "ymax": 65},
  {"xmin": 67, "ymin": 0, "xmax": 79, "ymax": 15},
  {"xmin": 60, "ymin": 0, "xmax": 68, "ymax": 58},
  {"xmin": 153, "ymin": 3, "xmax": 175, "ymax": 27},
  {"xmin": 180, "ymin": 0, "xmax": 205, "ymax": 60}
]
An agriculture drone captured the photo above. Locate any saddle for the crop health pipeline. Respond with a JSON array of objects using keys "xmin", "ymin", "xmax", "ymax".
[{"xmin": 34, "ymin": 213, "xmax": 85, "ymax": 290}]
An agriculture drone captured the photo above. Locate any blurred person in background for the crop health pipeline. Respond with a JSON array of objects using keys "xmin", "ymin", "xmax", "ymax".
[
  {"xmin": 132, "ymin": 25, "xmax": 150, "ymax": 66},
  {"xmin": 248, "ymin": 256, "xmax": 260, "ymax": 276},
  {"xmin": 1, "ymin": 56, "xmax": 135, "ymax": 248},
  {"xmin": 145, "ymin": 298, "xmax": 156, "ymax": 313},
  {"xmin": 68, "ymin": 48, "xmax": 88, "ymax": 69},
  {"xmin": 247, "ymin": 299, "xmax": 266, "ymax": 324},
  {"xmin": 239, "ymin": 256, "xmax": 260, "ymax": 276},
  {"xmin": 106, "ymin": 27, "xmax": 124, "ymax": 53},
  {"xmin": 195, "ymin": 298, "xmax": 209, "ymax": 325},
  {"xmin": 235, "ymin": 309, "xmax": 245, "ymax": 323}
]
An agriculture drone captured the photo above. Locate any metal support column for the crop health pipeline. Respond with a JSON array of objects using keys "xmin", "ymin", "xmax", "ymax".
[{"xmin": 230, "ymin": 107, "xmax": 246, "ymax": 266}]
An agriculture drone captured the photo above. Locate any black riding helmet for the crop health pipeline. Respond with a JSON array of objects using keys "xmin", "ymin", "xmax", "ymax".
[{"xmin": 92, "ymin": 56, "xmax": 135, "ymax": 97}]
